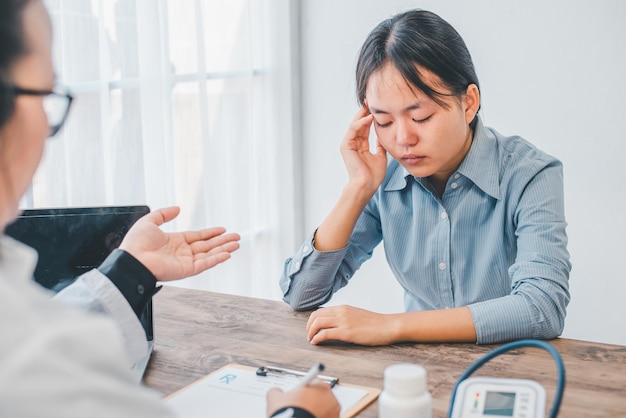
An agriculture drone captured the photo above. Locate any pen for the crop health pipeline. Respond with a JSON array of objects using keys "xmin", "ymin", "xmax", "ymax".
[{"xmin": 293, "ymin": 362, "xmax": 325, "ymax": 389}]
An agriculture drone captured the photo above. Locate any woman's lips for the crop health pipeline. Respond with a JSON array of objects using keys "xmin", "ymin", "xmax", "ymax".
[{"xmin": 401, "ymin": 154, "xmax": 425, "ymax": 165}]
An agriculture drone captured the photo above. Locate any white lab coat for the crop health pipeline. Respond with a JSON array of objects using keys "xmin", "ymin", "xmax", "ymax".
[{"xmin": 0, "ymin": 236, "xmax": 176, "ymax": 418}]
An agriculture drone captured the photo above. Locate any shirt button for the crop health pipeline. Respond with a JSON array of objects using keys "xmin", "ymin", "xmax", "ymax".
[
  {"xmin": 295, "ymin": 261, "xmax": 301, "ymax": 269},
  {"xmin": 454, "ymin": 173, "xmax": 460, "ymax": 179},
  {"xmin": 137, "ymin": 284, "xmax": 145, "ymax": 295},
  {"xmin": 450, "ymin": 182, "xmax": 458, "ymax": 189},
  {"xmin": 302, "ymin": 245, "xmax": 309, "ymax": 253},
  {"xmin": 438, "ymin": 262, "xmax": 446, "ymax": 270},
  {"xmin": 441, "ymin": 212, "xmax": 448, "ymax": 220}
]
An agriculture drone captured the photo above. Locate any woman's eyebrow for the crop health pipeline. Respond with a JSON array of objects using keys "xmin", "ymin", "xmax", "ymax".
[{"xmin": 369, "ymin": 103, "xmax": 422, "ymax": 114}]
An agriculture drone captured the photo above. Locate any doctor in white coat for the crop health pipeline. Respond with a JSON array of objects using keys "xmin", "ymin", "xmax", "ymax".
[{"xmin": 0, "ymin": 1, "xmax": 340, "ymax": 417}]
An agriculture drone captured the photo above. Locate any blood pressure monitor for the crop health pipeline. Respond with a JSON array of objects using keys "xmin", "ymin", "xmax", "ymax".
[{"xmin": 450, "ymin": 377, "xmax": 546, "ymax": 418}]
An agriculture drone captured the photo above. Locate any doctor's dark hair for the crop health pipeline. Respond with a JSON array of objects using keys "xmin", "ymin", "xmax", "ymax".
[
  {"xmin": 0, "ymin": 0, "xmax": 31, "ymax": 129},
  {"xmin": 356, "ymin": 9, "xmax": 481, "ymax": 129}
]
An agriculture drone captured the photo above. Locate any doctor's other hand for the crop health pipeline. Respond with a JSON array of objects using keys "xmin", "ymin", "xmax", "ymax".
[
  {"xmin": 266, "ymin": 381, "xmax": 340, "ymax": 418},
  {"xmin": 119, "ymin": 206, "xmax": 240, "ymax": 281}
]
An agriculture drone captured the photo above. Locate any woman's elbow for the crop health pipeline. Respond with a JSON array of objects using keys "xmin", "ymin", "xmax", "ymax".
[
  {"xmin": 534, "ymin": 302, "xmax": 567, "ymax": 340},
  {"xmin": 282, "ymin": 288, "xmax": 332, "ymax": 312}
]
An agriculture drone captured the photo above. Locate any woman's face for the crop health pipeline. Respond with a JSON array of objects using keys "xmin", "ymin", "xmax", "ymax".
[
  {"xmin": 366, "ymin": 63, "xmax": 479, "ymax": 187},
  {"xmin": 0, "ymin": 0, "xmax": 53, "ymax": 228}
]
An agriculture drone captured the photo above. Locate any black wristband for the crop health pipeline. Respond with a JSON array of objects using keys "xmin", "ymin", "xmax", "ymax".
[
  {"xmin": 270, "ymin": 406, "xmax": 316, "ymax": 418},
  {"xmin": 98, "ymin": 249, "xmax": 160, "ymax": 318}
]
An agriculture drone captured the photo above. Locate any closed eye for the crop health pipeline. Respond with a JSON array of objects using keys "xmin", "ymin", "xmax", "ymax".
[
  {"xmin": 412, "ymin": 115, "xmax": 432, "ymax": 124},
  {"xmin": 375, "ymin": 120, "xmax": 392, "ymax": 128}
]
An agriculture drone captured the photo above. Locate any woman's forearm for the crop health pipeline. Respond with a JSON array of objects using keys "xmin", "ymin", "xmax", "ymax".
[
  {"xmin": 313, "ymin": 183, "xmax": 375, "ymax": 251},
  {"xmin": 390, "ymin": 307, "xmax": 477, "ymax": 343}
]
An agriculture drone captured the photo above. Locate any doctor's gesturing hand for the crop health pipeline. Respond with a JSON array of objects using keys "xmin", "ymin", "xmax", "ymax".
[{"xmin": 119, "ymin": 206, "xmax": 240, "ymax": 282}]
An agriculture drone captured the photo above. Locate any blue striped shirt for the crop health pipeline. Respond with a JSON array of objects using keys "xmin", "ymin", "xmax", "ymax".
[{"xmin": 280, "ymin": 119, "xmax": 571, "ymax": 344}]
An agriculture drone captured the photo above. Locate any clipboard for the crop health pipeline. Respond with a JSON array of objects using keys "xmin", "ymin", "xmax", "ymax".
[{"xmin": 165, "ymin": 363, "xmax": 380, "ymax": 418}]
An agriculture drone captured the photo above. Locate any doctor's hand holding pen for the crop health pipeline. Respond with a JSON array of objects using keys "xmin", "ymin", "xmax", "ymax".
[
  {"xmin": 267, "ymin": 381, "xmax": 340, "ymax": 418},
  {"xmin": 266, "ymin": 362, "xmax": 340, "ymax": 418}
]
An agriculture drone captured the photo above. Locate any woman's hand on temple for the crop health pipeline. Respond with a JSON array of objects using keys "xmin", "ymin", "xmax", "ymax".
[{"xmin": 340, "ymin": 106, "xmax": 388, "ymax": 194}]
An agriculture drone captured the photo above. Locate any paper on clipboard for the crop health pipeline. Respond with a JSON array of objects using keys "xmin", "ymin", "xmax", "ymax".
[{"xmin": 165, "ymin": 363, "xmax": 380, "ymax": 418}]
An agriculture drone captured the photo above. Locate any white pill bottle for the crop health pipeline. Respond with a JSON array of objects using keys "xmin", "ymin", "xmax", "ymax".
[{"xmin": 378, "ymin": 363, "xmax": 432, "ymax": 418}]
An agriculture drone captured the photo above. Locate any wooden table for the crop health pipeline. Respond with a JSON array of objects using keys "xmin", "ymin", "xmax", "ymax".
[{"xmin": 144, "ymin": 286, "xmax": 626, "ymax": 417}]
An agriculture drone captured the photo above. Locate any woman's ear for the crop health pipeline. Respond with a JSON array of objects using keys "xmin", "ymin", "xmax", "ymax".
[{"xmin": 463, "ymin": 84, "xmax": 480, "ymax": 124}]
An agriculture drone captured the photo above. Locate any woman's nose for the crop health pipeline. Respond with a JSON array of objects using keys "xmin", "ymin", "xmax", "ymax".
[{"xmin": 395, "ymin": 119, "xmax": 417, "ymax": 147}]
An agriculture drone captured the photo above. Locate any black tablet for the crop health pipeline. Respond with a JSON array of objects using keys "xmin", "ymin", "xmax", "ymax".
[{"xmin": 5, "ymin": 205, "xmax": 153, "ymax": 341}]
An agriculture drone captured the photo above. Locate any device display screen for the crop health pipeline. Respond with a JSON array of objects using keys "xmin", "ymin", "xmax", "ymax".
[{"xmin": 483, "ymin": 391, "xmax": 516, "ymax": 416}]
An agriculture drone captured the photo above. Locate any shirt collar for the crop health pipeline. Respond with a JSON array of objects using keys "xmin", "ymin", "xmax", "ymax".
[
  {"xmin": 383, "ymin": 117, "xmax": 501, "ymax": 199},
  {"xmin": 457, "ymin": 118, "xmax": 501, "ymax": 200},
  {"xmin": 384, "ymin": 159, "xmax": 411, "ymax": 191}
]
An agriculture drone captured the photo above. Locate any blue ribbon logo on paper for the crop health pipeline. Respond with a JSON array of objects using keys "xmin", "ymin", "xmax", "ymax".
[{"xmin": 219, "ymin": 374, "xmax": 237, "ymax": 384}]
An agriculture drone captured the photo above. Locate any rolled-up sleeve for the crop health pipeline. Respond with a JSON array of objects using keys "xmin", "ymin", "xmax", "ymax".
[
  {"xmin": 469, "ymin": 160, "xmax": 570, "ymax": 344},
  {"xmin": 280, "ymin": 231, "xmax": 350, "ymax": 311}
]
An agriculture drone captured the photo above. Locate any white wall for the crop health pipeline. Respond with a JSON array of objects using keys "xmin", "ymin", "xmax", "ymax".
[{"xmin": 299, "ymin": 0, "xmax": 626, "ymax": 346}]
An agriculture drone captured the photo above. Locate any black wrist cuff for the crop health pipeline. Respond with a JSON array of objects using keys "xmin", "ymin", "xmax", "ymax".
[
  {"xmin": 98, "ymin": 249, "xmax": 160, "ymax": 318},
  {"xmin": 270, "ymin": 406, "xmax": 316, "ymax": 418}
]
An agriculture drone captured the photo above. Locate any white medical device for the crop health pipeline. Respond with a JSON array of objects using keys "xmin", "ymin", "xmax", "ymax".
[
  {"xmin": 446, "ymin": 340, "xmax": 565, "ymax": 418},
  {"xmin": 450, "ymin": 376, "xmax": 545, "ymax": 418}
]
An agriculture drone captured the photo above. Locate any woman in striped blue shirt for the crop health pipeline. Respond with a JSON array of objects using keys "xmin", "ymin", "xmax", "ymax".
[{"xmin": 280, "ymin": 9, "xmax": 571, "ymax": 345}]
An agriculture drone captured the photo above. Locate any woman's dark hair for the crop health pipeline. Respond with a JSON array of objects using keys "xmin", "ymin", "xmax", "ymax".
[
  {"xmin": 0, "ymin": 0, "xmax": 31, "ymax": 128},
  {"xmin": 356, "ymin": 9, "xmax": 481, "ymax": 129}
]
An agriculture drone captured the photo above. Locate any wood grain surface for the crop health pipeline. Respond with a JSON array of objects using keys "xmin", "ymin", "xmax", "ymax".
[{"xmin": 144, "ymin": 286, "xmax": 626, "ymax": 417}]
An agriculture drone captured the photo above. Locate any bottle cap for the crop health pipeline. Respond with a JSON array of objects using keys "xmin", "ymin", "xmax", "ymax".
[{"xmin": 383, "ymin": 363, "xmax": 428, "ymax": 397}]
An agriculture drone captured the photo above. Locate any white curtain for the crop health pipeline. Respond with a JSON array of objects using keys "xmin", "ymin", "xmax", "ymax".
[{"xmin": 28, "ymin": 0, "xmax": 302, "ymax": 300}]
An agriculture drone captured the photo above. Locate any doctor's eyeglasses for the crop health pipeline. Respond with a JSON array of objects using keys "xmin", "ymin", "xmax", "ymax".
[{"xmin": 10, "ymin": 85, "xmax": 74, "ymax": 137}]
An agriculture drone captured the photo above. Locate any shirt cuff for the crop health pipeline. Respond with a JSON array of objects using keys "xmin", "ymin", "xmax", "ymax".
[
  {"xmin": 270, "ymin": 407, "xmax": 316, "ymax": 418},
  {"xmin": 97, "ymin": 249, "xmax": 160, "ymax": 318}
]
